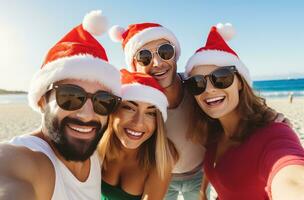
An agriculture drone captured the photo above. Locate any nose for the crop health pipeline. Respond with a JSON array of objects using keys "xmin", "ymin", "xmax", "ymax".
[
  {"xmin": 151, "ymin": 52, "xmax": 163, "ymax": 68},
  {"xmin": 204, "ymin": 77, "xmax": 216, "ymax": 93},
  {"xmin": 131, "ymin": 110, "xmax": 145, "ymax": 129},
  {"xmin": 75, "ymin": 98, "xmax": 95, "ymax": 122}
]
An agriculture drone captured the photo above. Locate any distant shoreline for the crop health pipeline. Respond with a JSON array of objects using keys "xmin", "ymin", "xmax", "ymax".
[{"xmin": 0, "ymin": 89, "xmax": 27, "ymax": 95}]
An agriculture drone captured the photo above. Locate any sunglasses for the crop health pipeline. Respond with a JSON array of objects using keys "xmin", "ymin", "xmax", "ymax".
[
  {"xmin": 135, "ymin": 43, "xmax": 175, "ymax": 66},
  {"xmin": 47, "ymin": 84, "xmax": 121, "ymax": 115},
  {"xmin": 184, "ymin": 66, "xmax": 238, "ymax": 96}
]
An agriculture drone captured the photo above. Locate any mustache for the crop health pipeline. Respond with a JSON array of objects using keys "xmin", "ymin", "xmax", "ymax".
[{"xmin": 63, "ymin": 117, "xmax": 101, "ymax": 129}]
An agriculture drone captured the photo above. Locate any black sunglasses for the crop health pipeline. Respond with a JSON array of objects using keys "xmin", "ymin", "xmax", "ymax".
[
  {"xmin": 135, "ymin": 43, "xmax": 175, "ymax": 66},
  {"xmin": 183, "ymin": 66, "xmax": 238, "ymax": 96},
  {"xmin": 47, "ymin": 84, "xmax": 121, "ymax": 115}
]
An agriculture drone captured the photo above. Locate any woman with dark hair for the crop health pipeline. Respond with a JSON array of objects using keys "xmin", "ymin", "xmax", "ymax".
[{"xmin": 184, "ymin": 23, "xmax": 304, "ymax": 200}]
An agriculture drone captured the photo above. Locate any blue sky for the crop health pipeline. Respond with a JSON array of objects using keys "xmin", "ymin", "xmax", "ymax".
[{"xmin": 1, "ymin": 0, "xmax": 304, "ymax": 91}]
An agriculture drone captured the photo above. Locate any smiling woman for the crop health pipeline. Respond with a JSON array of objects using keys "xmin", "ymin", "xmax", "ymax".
[{"xmin": 98, "ymin": 69, "xmax": 178, "ymax": 200}]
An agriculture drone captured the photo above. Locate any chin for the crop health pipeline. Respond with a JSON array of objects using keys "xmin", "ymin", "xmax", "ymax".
[
  {"xmin": 124, "ymin": 143, "xmax": 140, "ymax": 149},
  {"xmin": 121, "ymin": 140, "xmax": 141, "ymax": 149}
]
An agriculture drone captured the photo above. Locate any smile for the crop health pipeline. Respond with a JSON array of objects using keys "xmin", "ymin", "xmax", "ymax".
[
  {"xmin": 205, "ymin": 96, "xmax": 225, "ymax": 106},
  {"xmin": 153, "ymin": 70, "xmax": 168, "ymax": 76},
  {"xmin": 67, "ymin": 124, "xmax": 96, "ymax": 139},
  {"xmin": 151, "ymin": 69, "xmax": 170, "ymax": 79},
  {"xmin": 124, "ymin": 128, "xmax": 144, "ymax": 139}
]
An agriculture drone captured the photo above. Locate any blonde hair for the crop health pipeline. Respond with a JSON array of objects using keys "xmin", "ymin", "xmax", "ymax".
[{"xmin": 98, "ymin": 109, "xmax": 178, "ymax": 179}]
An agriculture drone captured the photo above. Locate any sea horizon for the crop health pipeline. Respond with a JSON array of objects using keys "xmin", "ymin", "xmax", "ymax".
[{"xmin": 1, "ymin": 77, "xmax": 304, "ymax": 104}]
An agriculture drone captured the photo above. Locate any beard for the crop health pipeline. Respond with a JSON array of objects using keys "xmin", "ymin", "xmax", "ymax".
[{"xmin": 44, "ymin": 107, "xmax": 108, "ymax": 161}]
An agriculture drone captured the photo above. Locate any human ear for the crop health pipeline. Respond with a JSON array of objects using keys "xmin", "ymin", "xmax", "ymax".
[{"xmin": 37, "ymin": 96, "xmax": 47, "ymax": 113}]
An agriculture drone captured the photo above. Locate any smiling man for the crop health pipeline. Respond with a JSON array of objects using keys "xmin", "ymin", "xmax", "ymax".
[
  {"xmin": 0, "ymin": 10, "xmax": 121, "ymax": 200},
  {"xmin": 109, "ymin": 23, "xmax": 206, "ymax": 200}
]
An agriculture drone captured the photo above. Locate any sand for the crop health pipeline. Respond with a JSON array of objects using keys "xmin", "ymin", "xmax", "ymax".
[
  {"xmin": 266, "ymin": 96, "xmax": 304, "ymax": 143},
  {"xmin": 0, "ymin": 97, "xmax": 303, "ymax": 143},
  {"xmin": 0, "ymin": 97, "xmax": 304, "ymax": 144},
  {"xmin": 0, "ymin": 97, "xmax": 302, "ymax": 200},
  {"xmin": 0, "ymin": 103, "xmax": 41, "ymax": 141}
]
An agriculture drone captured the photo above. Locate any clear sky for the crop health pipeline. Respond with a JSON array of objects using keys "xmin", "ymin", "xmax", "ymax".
[{"xmin": 1, "ymin": 0, "xmax": 304, "ymax": 91}]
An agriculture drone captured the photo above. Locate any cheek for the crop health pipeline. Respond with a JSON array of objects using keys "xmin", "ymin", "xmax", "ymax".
[
  {"xmin": 135, "ymin": 64, "xmax": 148, "ymax": 73},
  {"xmin": 194, "ymin": 95, "xmax": 206, "ymax": 109},
  {"xmin": 97, "ymin": 115, "xmax": 108, "ymax": 126},
  {"xmin": 227, "ymin": 88, "xmax": 240, "ymax": 109},
  {"xmin": 113, "ymin": 117, "xmax": 124, "ymax": 139},
  {"xmin": 147, "ymin": 118, "xmax": 156, "ymax": 133}
]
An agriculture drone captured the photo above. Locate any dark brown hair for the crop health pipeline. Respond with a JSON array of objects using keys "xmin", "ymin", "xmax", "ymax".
[{"xmin": 193, "ymin": 73, "xmax": 277, "ymax": 145}]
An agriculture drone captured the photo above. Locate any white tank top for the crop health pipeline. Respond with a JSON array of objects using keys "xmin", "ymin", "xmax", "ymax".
[
  {"xmin": 166, "ymin": 88, "xmax": 206, "ymax": 173},
  {"xmin": 9, "ymin": 135, "xmax": 101, "ymax": 200}
]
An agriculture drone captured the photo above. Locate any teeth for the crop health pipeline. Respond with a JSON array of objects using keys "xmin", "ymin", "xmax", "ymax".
[
  {"xmin": 154, "ymin": 71, "xmax": 166, "ymax": 76},
  {"xmin": 206, "ymin": 96, "xmax": 225, "ymax": 103},
  {"xmin": 69, "ymin": 125, "xmax": 93, "ymax": 133},
  {"xmin": 126, "ymin": 129, "xmax": 143, "ymax": 136}
]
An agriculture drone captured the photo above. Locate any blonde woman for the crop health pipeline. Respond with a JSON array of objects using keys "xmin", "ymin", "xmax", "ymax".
[{"xmin": 99, "ymin": 69, "xmax": 178, "ymax": 200}]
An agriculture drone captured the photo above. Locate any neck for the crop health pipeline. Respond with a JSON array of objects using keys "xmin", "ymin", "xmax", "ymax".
[
  {"xmin": 34, "ymin": 130, "xmax": 91, "ymax": 182},
  {"xmin": 164, "ymin": 73, "xmax": 184, "ymax": 109},
  {"xmin": 219, "ymin": 110, "xmax": 241, "ymax": 139}
]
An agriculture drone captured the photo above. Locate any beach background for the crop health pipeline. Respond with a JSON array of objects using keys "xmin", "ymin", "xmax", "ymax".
[
  {"xmin": 0, "ymin": 79, "xmax": 303, "ymax": 200},
  {"xmin": 1, "ymin": 78, "xmax": 303, "ymax": 143}
]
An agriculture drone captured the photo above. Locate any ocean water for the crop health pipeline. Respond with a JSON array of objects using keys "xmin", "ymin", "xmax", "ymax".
[
  {"xmin": 0, "ymin": 78, "xmax": 303, "ymax": 104},
  {"xmin": 0, "ymin": 94, "xmax": 28, "ymax": 104},
  {"xmin": 253, "ymin": 78, "xmax": 304, "ymax": 98}
]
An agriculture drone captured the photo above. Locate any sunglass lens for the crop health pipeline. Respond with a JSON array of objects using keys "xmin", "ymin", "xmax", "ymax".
[
  {"xmin": 211, "ymin": 68, "xmax": 235, "ymax": 89},
  {"xmin": 186, "ymin": 75, "xmax": 207, "ymax": 95},
  {"xmin": 93, "ymin": 92, "xmax": 120, "ymax": 115},
  {"xmin": 56, "ymin": 85, "xmax": 86, "ymax": 111},
  {"xmin": 158, "ymin": 44, "xmax": 175, "ymax": 60},
  {"xmin": 136, "ymin": 49, "xmax": 152, "ymax": 66}
]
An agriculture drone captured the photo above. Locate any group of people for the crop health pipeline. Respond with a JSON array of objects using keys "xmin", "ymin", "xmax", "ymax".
[{"xmin": 0, "ymin": 10, "xmax": 304, "ymax": 200}]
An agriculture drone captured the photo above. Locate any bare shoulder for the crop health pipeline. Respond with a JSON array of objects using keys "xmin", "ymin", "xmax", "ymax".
[{"xmin": 0, "ymin": 143, "xmax": 55, "ymax": 199}]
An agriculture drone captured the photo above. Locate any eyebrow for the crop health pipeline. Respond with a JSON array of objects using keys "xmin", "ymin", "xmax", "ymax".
[{"xmin": 128, "ymin": 101, "xmax": 156, "ymax": 109}]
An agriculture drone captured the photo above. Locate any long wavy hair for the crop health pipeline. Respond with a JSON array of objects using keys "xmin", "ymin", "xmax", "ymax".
[
  {"xmin": 98, "ymin": 109, "xmax": 178, "ymax": 179},
  {"xmin": 192, "ymin": 73, "xmax": 277, "ymax": 145}
]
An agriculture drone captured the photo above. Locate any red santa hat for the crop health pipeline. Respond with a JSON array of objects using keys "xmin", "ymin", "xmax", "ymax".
[
  {"xmin": 109, "ymin": 23, "xmax": 181, "ymax": 70},
  {"xmin": 120, "ymin": 69, "xmax": 168, "ymax": 121},
  {"xmin": 28, "ymin": 10, "xmax": 121, "ymax": 112},
  {"xmin": 185, "ymin": 23, "xmax": 251, "ymax": 85}
]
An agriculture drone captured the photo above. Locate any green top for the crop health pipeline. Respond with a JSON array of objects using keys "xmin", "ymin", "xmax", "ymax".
[{"xmin": 101, "ymin": 180, "xmax": 142, "ymax": 200}]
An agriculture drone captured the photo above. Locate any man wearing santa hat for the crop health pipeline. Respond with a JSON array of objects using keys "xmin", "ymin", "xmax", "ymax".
[
  {"xmin": 109, "ymin": 22, "xmax": 206, "ymax": 200},
  {"xmin": 0, "ymin": 10, "xmax": 121, "ymax": 200}
]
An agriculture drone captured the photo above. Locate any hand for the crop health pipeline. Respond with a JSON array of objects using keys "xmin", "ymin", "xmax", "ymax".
[{"xmin": 199, "ymin": 190, "xmax": 208, "ymax": 200}]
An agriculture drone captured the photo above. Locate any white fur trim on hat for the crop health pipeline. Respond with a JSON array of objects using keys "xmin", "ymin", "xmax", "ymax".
[
  {"xmin": 185, "ymin": 50, "xmax": 251, "ymax": 85},
  {"xmin": 121, "ymin": 83, "xmax": 168, "ymax": 121},
  {"xmin": 124, "ymin": 26, "xmax": 181, "ymax": 69},
  {"xmin": 28, "ymin": 54, "xmax": 121, "ymax": 113}
]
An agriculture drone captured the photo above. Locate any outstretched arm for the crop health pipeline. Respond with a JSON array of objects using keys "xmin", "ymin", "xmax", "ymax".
[
  {"xmin": 0, "ymin": 143, "xmax": 54, "ymax": 200},
  {"xmin": 271, "ymin": 165, "xmax": 304, "ymax": 200}
]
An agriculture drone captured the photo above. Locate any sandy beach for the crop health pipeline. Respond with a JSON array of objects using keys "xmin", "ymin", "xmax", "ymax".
[
  {"xmin": 0, "ymin": 103, "xmax": 41, "ymax": 141},
  {"xmin": 0, "ymin": 96, "xmax": 303, "ymax": 143}
]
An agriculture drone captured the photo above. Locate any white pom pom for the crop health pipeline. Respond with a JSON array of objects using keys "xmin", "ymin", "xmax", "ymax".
[
  {"xmin": 216, "ymin": 23, "xmax": 236, "ymax": 41},
  {"xmin": 108, "ymin": 25, "xmax": 125, "ymax": 42},
  {"xmin": 83, "ymin": 10, "xmax": 108, "ymax": 36}
]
